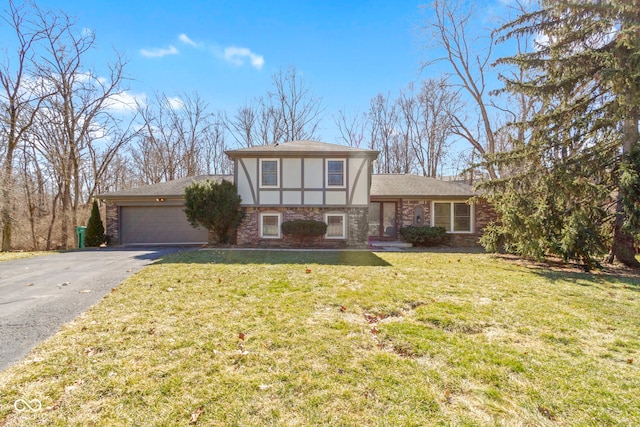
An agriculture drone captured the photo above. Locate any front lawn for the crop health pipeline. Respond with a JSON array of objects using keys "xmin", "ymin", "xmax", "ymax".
[{"xmin": 1, "ymin": 250, "xmax": 638, "ymax": 426}]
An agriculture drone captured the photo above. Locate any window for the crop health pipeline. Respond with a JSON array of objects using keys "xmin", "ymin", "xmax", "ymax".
[
  {"xmin": 260, "ymin": 159, "xmax": 279, "ymax": 188},
  {"xmin": 432, "ymin": 202, "xmax": 472, "ymax": 233},
  {"xmin": 326, "ymin": 159, "xmax": 345, "ymax": 187},
  {"xmin": 325, "ymin": 213, "xmax": 346, "ymax": 239},
  {"xmin": 260, "ymin": 213, "xmax": 281, "ymax": 238}
]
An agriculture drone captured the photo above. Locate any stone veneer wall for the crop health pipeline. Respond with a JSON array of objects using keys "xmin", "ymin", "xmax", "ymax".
[
  {"xmin": 105, "ymin": 202, "xmax": 119, "ymax": 245},
  {"xmin": 236, "ymin": 207, "xmax": 369, "ymax": 248},
  {"xmin": 396, "ymin": 198, "xmax": 497, "ymax": 247}
]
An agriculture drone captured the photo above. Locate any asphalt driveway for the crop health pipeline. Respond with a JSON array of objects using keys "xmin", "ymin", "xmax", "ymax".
[{"xmin": 0, "ymin": 247, "xmax": 190, "ymax": 371}]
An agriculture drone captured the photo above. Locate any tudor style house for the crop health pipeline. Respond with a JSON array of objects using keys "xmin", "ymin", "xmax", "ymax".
[
  {"xmin": 99, "ymin": 140, "xmax": 494, "ymax": 248},
  {"xmin": 225, "ymin": 140, "xmax": 378, "ymax": 247}
]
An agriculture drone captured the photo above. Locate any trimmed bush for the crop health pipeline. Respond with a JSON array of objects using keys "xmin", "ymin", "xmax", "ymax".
[
  {"xmin": 85, "ymin": 200, "xmax": 105, "ymax": 247},
  {"xmin": 399, "ymin": 225, "xmax": 449, "ymax": 247},
  {"xmin": 281, "ymin": 220, "xmax": 327, "ymax": 237},
  {"xmin": 184, "ymin": 180, "xmax": 244, "ymax": 244}
]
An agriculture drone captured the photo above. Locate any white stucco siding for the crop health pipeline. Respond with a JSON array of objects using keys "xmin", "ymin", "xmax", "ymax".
[
  {"xmin": 304, "ymin": 158, "xmax": 323, "ymax": 188},
  {"xmin": 326, "ymin": 191, "xmax": 347, "ymax": 205},
  {"xmin": 238, "ymin": 158, "xmax": 257, "ymax": 205},
  {"xmin": 283, "ymin": 191, "xmax": 302, "ymax": 205},
  {"xmin": 283, "ymin": 158, "xmax": 302, "ymax": 188},
  {"xmin": 349, "ymin": 158, "xmax": 369, "ymax": 205},
  {"xmin": 304, "ymin": 191, "xmax": 323, "ymax": 205},
  {"xmin": 260, "ymin": 190, "xmax": 280, "ymax": 205}
]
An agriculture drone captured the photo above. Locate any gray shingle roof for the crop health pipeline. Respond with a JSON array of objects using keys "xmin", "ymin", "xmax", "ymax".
[
  {"xmin": 98, "ymin": 175, "xmax": 234, "ymax": 199},
  {"xmin": 226, "ymin": 140, "xmax": 379, "ymax": 157},
  {"xmin": 98, "ymin": 173, "xmax": 474, "ymax": 200},
  {"xmin": 370, "ymin": 174, "xmax": 475, "ymax": 198}
]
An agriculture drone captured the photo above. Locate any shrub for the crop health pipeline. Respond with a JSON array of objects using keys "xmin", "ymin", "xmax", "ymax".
[
  {"xmin": 399, "ymin": 225, "xmax": 449, "ymax": 247},
  {"xmin": 85, "ymin": 200, "xmax": 105, "ymax": 247},
  {"xmin": 184, "ymin": 180, "xmax": 244, "ymax": 244},
  {"xmin": 281, "ymin": 220, "xmax": 327, "ymax": 237}
]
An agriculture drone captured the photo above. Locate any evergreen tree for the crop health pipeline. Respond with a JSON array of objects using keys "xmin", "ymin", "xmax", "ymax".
[
  {"xmin": 484, "ymin": 0, "xmax": 640, "ymax": 268},
  {"xmin": 85, "ymin": 200, "xmax": 105, "ymax": 247},
  {"xmin": 184, "ymin": 180, "xmax": 244, "ymax": 244}
]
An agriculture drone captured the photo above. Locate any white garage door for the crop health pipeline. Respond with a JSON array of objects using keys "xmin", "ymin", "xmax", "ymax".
[{"xmin": 120, "ymin": 206, "xmax": 208, "ymax": 244}]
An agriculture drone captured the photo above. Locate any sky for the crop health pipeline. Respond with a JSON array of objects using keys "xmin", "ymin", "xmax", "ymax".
[{"xmin": 4, "ymin": 0, "xmax": 517, "ymax": 145}]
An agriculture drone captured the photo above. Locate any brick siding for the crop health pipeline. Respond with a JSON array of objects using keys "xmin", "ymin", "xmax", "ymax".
[
  {"xmin": 395, "ymin": 198, "xmax": 497, "ymax": 247},
  {"xmin": 235, "ymin": 207, "xmax": 369, "ymax": 248},
  {"xmin": 105, "ymin": 202, "xmax": 119, "ymax": 245}
]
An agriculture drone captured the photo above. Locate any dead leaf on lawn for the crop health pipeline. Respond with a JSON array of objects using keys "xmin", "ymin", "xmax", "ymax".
[
  {"xmin": 340, "ymin": 305, "xmax": 347, "ymax": 312},
  {"xmin": 364, "ymin": 313, "xmax": 379, "ymax": 324},
  {"xmin": 305, "ymin": 268, "xmax": 312, "ymax": 273},
  {"xmin": 537, "ymin": 406, "xmax": 556, "ymax": 421},
  {"xmin": 189, "ymin": 407, "xmax": 204, "ymax": 424},
  {"xmin": 238, "ymin": 332, "xmax": 245, "ymax": 341}
]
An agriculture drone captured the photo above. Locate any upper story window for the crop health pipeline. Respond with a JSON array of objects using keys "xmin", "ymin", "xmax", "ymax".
[
  {"xmin": 433, "ymin": 201, "xmax": 472, "ymax": 233},
  {"xmin": 260, "ymin": 159, "xmax": 279, "ymax": 188},
  {"xmin": 326, "ymin": 159, "xmax": 345, "ymax": 188}
]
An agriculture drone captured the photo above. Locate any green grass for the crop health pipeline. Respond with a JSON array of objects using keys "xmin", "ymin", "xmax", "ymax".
[{"xmin": 1, "ymin": 250, "xmax": 639, "ymax": 426}]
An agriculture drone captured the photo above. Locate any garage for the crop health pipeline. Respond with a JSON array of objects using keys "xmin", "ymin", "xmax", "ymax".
[
  {"xmin": 120, "ymin": 206, "xmax": 208, "ymax": 245},
  {"xmin": 98, "ymin": 175, "xmax": 233, "ymax": 246}
]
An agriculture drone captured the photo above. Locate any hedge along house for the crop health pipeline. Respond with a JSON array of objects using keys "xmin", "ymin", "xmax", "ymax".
[
  {"xmin": 369, "ymin": 174, "xmax": 495, "ymax": 247},
  {"xmin": 99, "ymin": 140, "xmax": 492, "ymax": 247},
  {"xmin": 226, "ymin": 140, "xmax": 379, "ymax": 248}
]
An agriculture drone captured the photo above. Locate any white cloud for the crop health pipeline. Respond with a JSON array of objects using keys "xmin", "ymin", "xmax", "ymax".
[
  {"xmin": 224, "ymin": 46, "xmax": 265, "ymax": 70},
  {"xmin": 105, "ymin": 91, "xmax": 147, "ymax": 112},
  {"xmin": 166, "ymin": 96, "xmax": 185, "ymax": 110},
  {"xmin": 140, "ymin": 45, "xmax": 179, "ymax": 58},
  {"xmin": 178, "ymin": 33, "xmax": 198, "ymax": 47}
]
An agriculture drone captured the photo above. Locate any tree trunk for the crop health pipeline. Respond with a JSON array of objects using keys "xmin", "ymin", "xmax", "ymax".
[
  {"xmin": 1, "ymin": 151, "xmax": 15, "ymax": 252},
  {"xmin": 611, "ymin": 109, "xmax": 640, "ymax": 268}
]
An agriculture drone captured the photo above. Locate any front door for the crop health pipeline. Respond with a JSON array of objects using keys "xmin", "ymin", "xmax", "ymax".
[{"xmin": 369, "ymin": 201, "xmax": 397, "ymax": 240}]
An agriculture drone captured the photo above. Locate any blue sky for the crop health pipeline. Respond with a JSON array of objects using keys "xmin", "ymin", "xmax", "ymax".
[{"xmin": 11, "ymin": 0, "xmax": 514, "ymax": 144}]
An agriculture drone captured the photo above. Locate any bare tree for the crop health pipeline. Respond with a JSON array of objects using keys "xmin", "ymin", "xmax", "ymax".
[
  {"xmin": 132, "ymin": 92, "xmax": 229, "ymax": 183},
  {"xmin": 32, "ymin": 6, "xmax": 129, "ymax": 248},
  {"xmin": 202, "ymin": 112, "xmax": 232, "ymax": 175},
  {"xmin": 227, "ymin": 102, "xmax": 258, "ymax": 147},
  {"xmin": 0, "ymin": 0, "xmax": 52, "ymax": 251},
  {"xmin": 422, "ymin": 0, "xmax": 501, "ymax": 179},
  {"xmin": 268, "ymin": 66, "xmax": 324, "ymax": 142},
  {"xmin": 397, "ymin": 79, "xmax": 460, "ymax": 177},
  {"xmin": 86, "ymin": 118, "xmax": 139, "ymax": 199},
  {"xmin": 368, "ymin": 92, "xmax": 398, "ymax": 173},
  {"xmin": 334, "ymin": 109, "xmax": 367, "ymax": 148},
  {"xmin": 228, "ymin": 66, "xmax": 324, "ymax": 146}
]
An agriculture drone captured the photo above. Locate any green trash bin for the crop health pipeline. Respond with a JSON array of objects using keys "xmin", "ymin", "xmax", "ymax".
[{"xmin": 76, "ymin": 226, "xmax": 87, "ymax": 248}]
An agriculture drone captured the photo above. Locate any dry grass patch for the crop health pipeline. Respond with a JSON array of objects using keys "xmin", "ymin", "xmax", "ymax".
[
  {"xmin": 0, "ymin": 251, "xmax": 51, "ymax": 262},
  {"xmin": 0, "ymin": 250, "xmax": 638, "ymax": 426}
]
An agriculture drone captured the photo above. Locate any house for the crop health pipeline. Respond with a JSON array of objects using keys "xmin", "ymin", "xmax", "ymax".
[
  {"xmin": 99, "ymin": 140, "xmax": 492, "ymax": 247},
  {"xmin": 369, "ymin": 174, "xmax": 495, "ymax": 247},
  {"xmin": 226, "ymin": 140, "xmax": 378, "ymax": 248}
]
